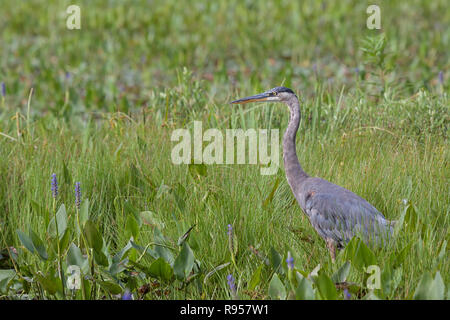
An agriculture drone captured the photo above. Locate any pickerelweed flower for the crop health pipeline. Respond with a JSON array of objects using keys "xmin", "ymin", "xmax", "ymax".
[
  {"xmin": 1, "ymin": 82, "xmax": 5, "ymax": 97},
  {"xmin": 122, "ymin": 290, "xmax": 133, "ymax": 300},
  {"xmin": 227, "ymin": 274, "xmax": 237, "ymax": 297},
  {"xmin": 286, "ymin": 256, "xmax": 294, "ymax": 270},
  {"xmin": 227, "ymin": 224, "xmax": 232, "ymax": 236},
  {"xmin": 51, "ymin": 173, "xmax": 58, "ymax": 198},
  {"xmin": 75, "ymin": 182, "xmax": 81, "ymax": 210},
  {"xmin": 438, "ymin": 71, "xmax": 444, "ymax": 86},
  {"xmin": 344, "ymin": 288, "xmax": 351, "ymax": 300}
]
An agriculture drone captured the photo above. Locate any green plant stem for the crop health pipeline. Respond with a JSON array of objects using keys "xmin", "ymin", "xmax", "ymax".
[{"xmin": 53, "ymin": 198, "xmax": 66, "ymax": 299}]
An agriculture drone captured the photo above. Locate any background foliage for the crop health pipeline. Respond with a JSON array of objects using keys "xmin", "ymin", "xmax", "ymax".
[{"xmin": 0, "ymin": 0, "xmax": 448, "ymax": 299}]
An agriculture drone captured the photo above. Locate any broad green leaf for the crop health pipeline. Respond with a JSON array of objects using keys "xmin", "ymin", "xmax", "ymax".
[
  {"xmin": 17, "ymin": 230, "xmax": 35, "ymax": 254},
  {"xmin": 414, "ymin": 272, "xmax": 445, "ymax": 300},
  {"xmin": 67, "ymin": 243, "xmax": 89, "ymax": 273},
  {"xmin": 173, "ymin": 242, "xmax": 195, "ymax": 279},
  {"xmin": 413, "ymin": 272, "xmax": 432, "ymax": 300},
  {"xmin": 79, "ymin": 199, "xmax": 90, "ymax": 227},
  {"xmin": 315, "ymin": 271, "xmax": 338, "ymax": 300},
  {"xmin": 332, "ymin": 261, "xmax": 351, "ymax": 283},
  {"xmin": 148, "ymin": 258, "xmax": 174, "ymax": 281},
  {"xmin": 47, "ymin": 204, "xmax": 68, "ymax": 240},
  {"xmin": 269, "ymin": 247, "xmax": 283, "ymax": 274},
  {"xmin": 29, "ymin": 229, "xmax": 48, "ymax": 260},
  {"xmin": 113, "ymin": 241, "xmax": 133, "ymax": 263},
  {"xmin": 83, "ymin": 220, "xmax": 103, "ymax": 252},
  {"xmin": 188, "ymin": 233, "xmax": 200, "ymax": 251},
  {"xmin": 93, "ymin": 248, "xmax": 109, "ymax": 267},
  {"xmin": 109, "ymin": 258, "xmax": 128, "ymax": 276},
  {"xmin": 268, "ymin": 273, "xmax": 286, "ymax": 300},
  {"xmin": 58, "ymin": 228, "xmax": 71, "ymax": 253},
  {"xmin": 0, "ymin": 270, "xmax": 16, "ymax": 293},
  {"xmin": 129, "ymin": 239, "xmax": 158, "ymax": 260},
  {"xmin": 344, "ymin": 237, "xmax": 377, "ymax": 271},
  {"xmin": 99, "ymin": 280, "xmax": 123, "ymax": 295},
  {"xmin": 154, "ymin": 245, "xmax": 174, "ymax": 266},
  {"xmin": 153, "ymin": 228, "xmax": 175, "ymax": 265},
  {"xmin": 34, "ymin": 271, "xmax": 62, "ymax": 295},
  {"xmin": 380, "ymin": 266, "xmax": 402, "ymax": 298},
  {"xmin": 295, "ymin": 273, "xmax": 315, "ymax": 300},
  {"xmin": 128, "ymin": 260, "xmax": 152, "ymax": 276},
  {"xmin": 248, "ymin": 264, "xmax": 263, "ymax": 291}
]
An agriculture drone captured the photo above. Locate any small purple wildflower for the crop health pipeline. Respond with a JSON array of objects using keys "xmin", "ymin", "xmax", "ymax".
[
  {"xmin": 286, "ymin": 256, "xmax": 294, "ymax": 270},
  {"xmin": 122, "ymin": 290, "xmax": 133, "ymax": 300},
  {"xmin": 75, "ymin": 182, "xmax": 81, "ymax": 210},
  {"xmin": 227, "ymin": 274, "xmax": 237, "ymax": 296},
  {"xmin": 51, "ymin": 173, "xmax": 58, "ymax": 198},
  {"xmin": 227, "ymin": 224, "xmax": 232, "ymax": 236},
  {"xmin": 354, "ymin": 67, "xmax": 360, "ymax": 75},
  {"xmin": 438, "ymin": 71, "xmax": 444, "ymax": 86},
  {"xmin": 344, "ymin": 288, "xmax": 351, "ymax": 300},
  {"xmin": 1, "ymin": 82, "xmax": 5, "ymax": 97},
  {"xmin": 65, "ymin": 72, "xmax": 71, "ymax": 80}
]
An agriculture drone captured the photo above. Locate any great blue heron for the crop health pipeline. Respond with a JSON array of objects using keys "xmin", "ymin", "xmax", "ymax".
[{"xmin": 231, "ymin": 86, "xmax": 394, "ymax": 261}]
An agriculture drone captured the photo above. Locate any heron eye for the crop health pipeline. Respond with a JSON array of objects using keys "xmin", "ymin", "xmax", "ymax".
[{"xmin": 272, "ymin": 92, "xmax": 277, "ymax": 96}]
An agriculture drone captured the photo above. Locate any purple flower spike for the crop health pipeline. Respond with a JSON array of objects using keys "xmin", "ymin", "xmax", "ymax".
[
  {"xmin": 344, "ymin": 288, "xmax": 351, "ymax": 300},
  {"xmin": 227, "ymin": 274, "xmax": 236, "ymax": 295},
  {"xmin": 286, "ymin": 257, "xmax": 294, "ymax": 270},
  {"xmin": 51, "ymin": 173, "xmax": 58, "ymax": 199},
  {"xmin": 75, "ymin": 182, "xmax": 81, "ymax": 210},
  {"xmin": 227, "ymin": 224, "xmax": 232, "ymax": 235},
  {"xmin": 1, "ymin": 82, "xmax": 5, "ymax": 97},
  {"xmin": 438, "ymin": 71, "xmax": 444, "ymax": 86},
  {"xmin": 122, "ymin": 290, "xmax": 133, "ymax": 300}
]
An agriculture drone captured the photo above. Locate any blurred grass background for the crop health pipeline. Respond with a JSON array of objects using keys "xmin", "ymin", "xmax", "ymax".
[
  {"xmin": 0, "ymin": 0, "xmax": 448, "ymax": 114},
  {"xmin": 0, "ymin": 0, "xmax": 448, "ymax": 299}
]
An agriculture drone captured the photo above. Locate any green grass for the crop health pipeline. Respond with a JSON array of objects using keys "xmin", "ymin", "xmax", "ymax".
[{"xmin": 0, "ymin": 0, "xmax": 448, "ymax": 299}]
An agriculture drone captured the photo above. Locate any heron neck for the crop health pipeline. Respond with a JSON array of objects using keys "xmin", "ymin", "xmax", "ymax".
[{"xmin": 283, "ymin": 96, "xmax": 308, "ymax": 190}]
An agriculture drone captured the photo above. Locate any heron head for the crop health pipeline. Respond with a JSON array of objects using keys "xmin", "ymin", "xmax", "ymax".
[{"xmin": 230, "ymin": 86, "xmax": 296, "ymax": 105}]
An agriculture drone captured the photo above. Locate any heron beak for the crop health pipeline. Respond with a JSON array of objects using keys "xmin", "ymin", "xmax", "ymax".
[{"xmin": 230, "ymin": 92, "xmax": 271, "ymax": 104}]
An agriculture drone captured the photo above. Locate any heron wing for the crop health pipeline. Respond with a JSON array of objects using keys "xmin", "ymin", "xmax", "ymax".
[{"xmin": 304, "ymin": 191, "xmax": 390, "ymax": 247}]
